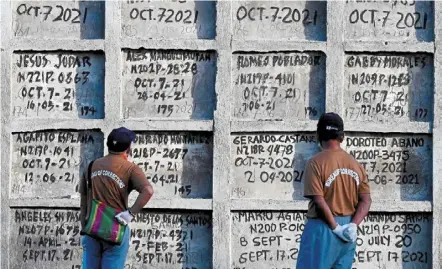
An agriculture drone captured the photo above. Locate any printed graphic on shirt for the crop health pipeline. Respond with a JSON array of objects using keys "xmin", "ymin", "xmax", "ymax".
[
  {"xmin": 325, "ymin": 168, "xmax": 360, "ymax": 187},
  {"xmin": 91, "ymin": 170, "xmax": 126, "ymax": 188}
]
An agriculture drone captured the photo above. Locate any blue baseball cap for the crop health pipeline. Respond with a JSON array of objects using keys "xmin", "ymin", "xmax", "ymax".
[
  {"xmin": 106, "ymin": 127, "xmax": 136, "ymax": 152},
  {"xmin": 317, "ymin": 112, "xmax": 344, "ymax": 141}
]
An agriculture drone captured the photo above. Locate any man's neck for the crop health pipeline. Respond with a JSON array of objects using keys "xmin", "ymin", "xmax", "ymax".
[
  {"xmin": 109, "ymin": 151, "xmax": 128, "ymax": 160},
  {"xmin": 321, "ymin": 140, "xmax": 341, "ymax": 150}
]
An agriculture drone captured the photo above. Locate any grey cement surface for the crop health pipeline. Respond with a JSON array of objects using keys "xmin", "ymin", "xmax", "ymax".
[
  {"xmin": 121, "ymin": 0, "xmax": 216, "ymax": 40},
  {"xmin": 345, "ymin": 0, "xmax": 434, "ymax": 42},
  {"xmin": 12, "ymin": 1, "xmax": 105, "ymax": 40},
  {"xmin": 1, "ymin": 0, "xmax": 441, "ymax": 269},
  {"xmin": 231, "ymin": 0, "xmax": 326, "ymax": 41}
]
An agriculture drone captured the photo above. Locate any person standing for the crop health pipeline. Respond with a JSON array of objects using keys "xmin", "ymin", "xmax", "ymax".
[
  {"xmin": 79, "ymin": 127, "xmax": 154, "ymax": 269},
  {"xmin": 296, "ymin": 112, "xmax": 372, "ymax": 269}
]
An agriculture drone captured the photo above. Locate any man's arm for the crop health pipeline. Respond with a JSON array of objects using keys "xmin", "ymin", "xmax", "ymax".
[
  {"xmin": 129, "ymin": 166, "xmax": 154, "ymax": 214},
  {"xmin": 351, "ymin": 164, "xmax": 372, "ymax": 225},
  {"xmin": 351, "ymin": 193, "xmax": 372, "ymax": 225},
  {"xmin": 130, "ymin": 184, "xmax": 154, "ymax": 214},
  {"xmin": 312, "ymin": 195, "xmax": 338, "ymax": 229},
  {"xmin": 304, "ymin": 161, "xmax": 338, "ymax": 229}
]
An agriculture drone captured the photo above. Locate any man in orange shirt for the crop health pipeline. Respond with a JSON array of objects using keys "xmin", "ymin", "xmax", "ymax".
[{"xmin": 296, "ymin": 113, "xmax": 372, "ymax": 269}]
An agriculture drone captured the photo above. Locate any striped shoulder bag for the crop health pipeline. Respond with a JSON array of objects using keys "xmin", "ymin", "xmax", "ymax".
[{"xmin": 81, "ymin": 160, "xmax": 127, "ymax": 245}]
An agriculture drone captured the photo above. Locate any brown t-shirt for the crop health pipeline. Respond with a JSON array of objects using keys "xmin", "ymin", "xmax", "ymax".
[
  {"xmin": 304, "ymin": 148, "xmax": 370, "ymax": 218},
  {"xmin": 79, "ymin": 153, "xmax": 149, "ymax": 212}
]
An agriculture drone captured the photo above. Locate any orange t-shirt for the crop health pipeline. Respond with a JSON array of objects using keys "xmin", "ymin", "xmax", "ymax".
[
  {"xmin": 79, "ymin": 153, "xmax": 150, "ymax": 212},
  {"xmin": 304, "ymin": 148, "xmax": 370, "ymax": 218}
]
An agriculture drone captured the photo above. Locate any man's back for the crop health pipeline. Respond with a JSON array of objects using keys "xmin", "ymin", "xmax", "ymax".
[
  {"xmin": 81, "ymin": 153, "xmax": 148, "ymax": 212},
  {"xmin": 304, "ymin": 148, "xmax": 370, "ymax": 218}
]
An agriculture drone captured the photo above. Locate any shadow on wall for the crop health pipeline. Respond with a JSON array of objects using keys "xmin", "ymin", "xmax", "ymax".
[
  {"xmin": 189, "ymin": 52, "xmax": 217, "ymax": 120},
  {"xmin": 179, "ymin": 132, "xmax": 214, "ymax": 199},
  {"xmin": 400, "ymin": 212, "xmax": 433, "ymax": 269},
  {"xmin": 303, "ymin": 0, "xmax": 327, "ymax": 41},
  {"xmin": 415, "ymin": 0, "xmax": 434, "ymax": 42},
  {"xmin": 291, "ymin": 134, "xmax": 320, "ymax": 200},
  {"xmin": 177, "ymin": 210, "xmax": 213, "ymax": 269},
  {"xmin": 307, "ymin": 51, "xmax": 326, "ymax": 121},
  {"xmin": 123, "ymin": 209, "xmax": 213, "ymax": 268},
  {"xmin": 408, "ymin": 52, "xmax": 434, "ymax": 124},
  {"xmin": 79, "ymin": 0, "xmax": 105, "ymax": 40},
  {"xmin": 76, "ymin": 130, "xmax": 104, "ymax": 195},
  {"xmin": 397, "ymin": 136, "xmax": 432, "ymax": 202},
  {"xmin": 193, "ymin": 0, "xmax": 216, "ymax": 39},
  {"xmin": 129, "ymin": 132, "xmax": 213, "ymax": 199},
  {"xmin": 75, "ymin": 51, "xmax": 105, "ymax": 119}
]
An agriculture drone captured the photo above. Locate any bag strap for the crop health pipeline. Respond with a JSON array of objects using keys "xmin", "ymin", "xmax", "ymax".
[
  {"xmin": 86, "ymin": 160, "xmax": 95, "ymax": 192},
  {"xmin": 82, "ymin": 160, "xmax": 95, "ymax": 231}
]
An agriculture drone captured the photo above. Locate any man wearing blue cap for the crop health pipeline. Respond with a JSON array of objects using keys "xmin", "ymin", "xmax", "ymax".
[
  {"xmin": 296, "ymin": 112, "xmax": 372, "ymax": 269},
  {"xmin": 79, "ymin": 127, "xmax": 154, "ymax": 269}
]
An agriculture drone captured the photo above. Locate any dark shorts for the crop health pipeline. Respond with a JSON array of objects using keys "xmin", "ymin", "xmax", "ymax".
[{"xmin": 296, "ymin": 216, "xmax": 356, "ymax": 269}]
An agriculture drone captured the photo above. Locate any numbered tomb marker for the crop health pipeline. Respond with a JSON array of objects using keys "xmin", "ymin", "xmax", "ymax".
[
  {"xmin": 128, "ymin": 132, "xmax": 213, "ymax": 199},
  {"xmin": 11, "ymin": 130, "xmax": 104, "ymax": 198},
  {"xmin": 344, "ymin": 53, "xmax": 434, "ymax": 123},
  {"xmin": 11, "ymin": 209, "xmax": 83, "ymax": 269},
  {"xmin": 343, "ymin": 133, "xmax": 432, "ymax": 201},
  {"xmin": 233, "ymin": 52, "xmax": 325, "ymax": 120},
  {"xmin": 126, "ymin": 211, "xmax": 212, "ymax": 268},
  {"xmin": 122, "ymin": 49, "xmax": 216, "ymax": 120},
  {"xmin": 12, "ymin": 52, "xmax": 105, "ymax": 119},
  {"xmin": 231, "ymin": 133, "xmax": 319, "ymax": 200},
  {"xmin": 231, "ymin": 211, "xmax": 432, "ymax": 269}
]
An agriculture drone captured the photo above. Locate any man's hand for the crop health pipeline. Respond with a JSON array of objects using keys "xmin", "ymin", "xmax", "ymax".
[
  {"xmin": 344, "ymin": 223, "xmax": 358, "ymax": 242},
  {"xmin": 332, "ymin": 224, "xmax": 352, "ymax": 242},
  {"xmin": 115, "ymin": 211, "xmax": 133, "ymax": 225}
]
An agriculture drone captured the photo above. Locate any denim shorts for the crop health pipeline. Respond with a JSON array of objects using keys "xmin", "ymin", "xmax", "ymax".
[
  {"xmin": 296, "ymin": 216, "xmax": 357, "ymax": 269},
  {"xmin": 81, "ymin": 225, "xmax": 130, "ymax": 269}
]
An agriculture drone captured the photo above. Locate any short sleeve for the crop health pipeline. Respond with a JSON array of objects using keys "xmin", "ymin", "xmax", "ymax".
[
  {"xmin": 129, "ymin": 164, "xmax": 151, "ymax": 193},
  {"xmin": 303, "ymin": 160, "xmax": 324, "ymax": 198},
  {"xmin": 358, "ymin": 164, "xmax": 371, "ymax": 194}
]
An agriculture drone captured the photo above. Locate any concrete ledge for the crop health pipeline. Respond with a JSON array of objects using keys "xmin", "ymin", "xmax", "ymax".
[
  {"xmin": 231, "ymin": 199, "xmax": 308, "ymax": 211},
  {"xmin": 121, "ymin": 38, "xmax": 218, "ymax": 51},
  {"xmin": 11, "ymin": 39, "xmax": 105, "ymax": 51},
  {"xmin": 344, "ymin": 41, "xmax": 434, "ymax": 53},
  {"xmin": 118, "ymin": 119, "xmax": 214, "ymax": 132},
  {"xmin": 369, "ymin": 200, "xmax": 433, "ymax": 212},
  {"xmin": 9, "ymin": 119, "xmax": 213, "ymax": 132},
  {"xmin": 345, "ymin": 121, "xmax": 432, "ymax": 134},
  {"xmin": 9, "ymin": 197, "xmax": 213, "ymax": 210},
  {"xmin": 231, "ymin": 120, "xmax": 432, "ymax": 134},
  {"xmin": 10, "ymin": 119, "xmax": 104, "ymax": 132},
  {"xmin": 232, "ymin": 40, "xmax": 327, "ymax": 53},
  {"xmin": 231, "ymin": 120, "xmax": 317, "ymax": 133},
  {"xmin": 231, "ymin": 199, "xmax": 432, "ymax": 212}
]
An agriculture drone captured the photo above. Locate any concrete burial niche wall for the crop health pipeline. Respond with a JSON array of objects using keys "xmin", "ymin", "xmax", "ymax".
[{"xmin": 1, "ymin": 1, "xmax": 442, "ymax": 269}]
